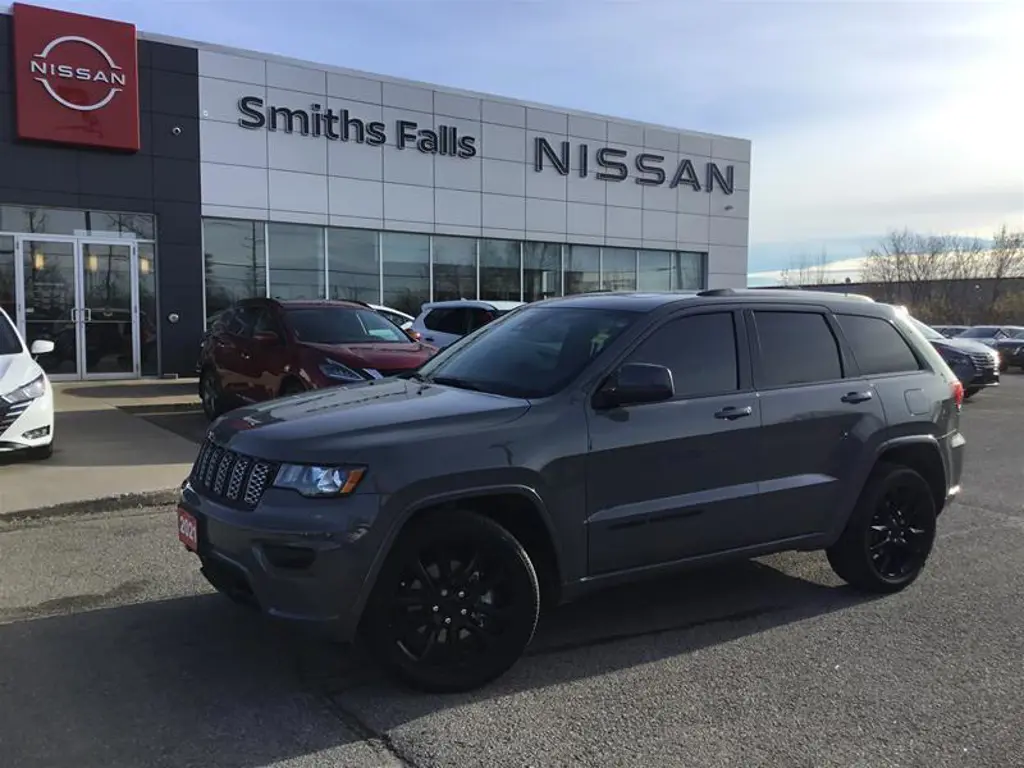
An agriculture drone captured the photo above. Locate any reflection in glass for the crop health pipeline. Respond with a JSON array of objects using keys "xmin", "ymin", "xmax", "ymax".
[
  {"xmin": 382, "ymin": 232, "xmax": 430, "ymax": 316},
  {"xmin": 565, "ymin": 245, "xmax": 600, "ymax": 294},
  {"xmin": 638, "ymin": 249, "xmax": 673, "ymax": 291},
  {"xmin": 601, "ymin": 248, "xmax": 637, "ymax": 291},
  {"xmin": 523, "ymin": 242, "xmax": 562, "ymax": 302},
  {"xmin": 0, "ymin": 235, "xmax": 14, "ymax": 320},
  {"xmin": 268, "ymin": 222, "xmax": 325, "ymax": 300},
  {"xmin": 433, "ymin": 236, "xmax": 477, "ymax": 301},
  {"xmin": 328, "ymin": 228, "xmax": 379, "ymax": 303},
  {"xmin": 82, "ymin": 243, "xmax": 134, "ymax": 375},
  {"xmin": 138, "ymin": 243, "xmax": 158, "ymax": 375},
  {"xmin": 675, "ymin": 251, "xmax": 705, "ymax": 290},
  {"xmin": 85, "ymin": 211, "xmax": 155, "ymax": 240},
  {"xmin": 21, "ymin": 240, "xmax": 78, "ymax": 376},
  {"xmin": 0, "ymin": 205, "xmax": 155, "ymax": 240},
  {"xmin": 479, "ymin": 239, "xmax": 520, "ymax": 300},
  {"xmin": 203, "ymin": 219, "xmax": 266, "ymax": 318}
]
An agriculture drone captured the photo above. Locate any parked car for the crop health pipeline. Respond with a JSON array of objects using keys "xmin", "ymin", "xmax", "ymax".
[
  {"xmin": 369, "ymin": 304, "xmax": 415, "ymax": 331},
  {"xmin": 992, "ymin": 328, "xmax": 1024, "ymax": 372},
  {"xmin": 410, "ymin": 299, "xmax": 524, "ymax": 348},
  {"xmin": 197, "ymin": 298, "xmax": 439, "ymax": 420},
  {"xmin": 178, "ymin": 288, "xmax": 965, "ymax": 692},
  {"xmin": 932, "ymin": 325, "xmax": 969, "ymax": 338},
  {"xmin": 0, "ymin": 307, "xmax": 55, "ymax": 459},
  {"xmin": 904, "ymin": 315, "xmax": 1000, "ymax": 398},
  {"xmin": 956, "ymin": 325, "xmax": 1024, "ymax": 347}
]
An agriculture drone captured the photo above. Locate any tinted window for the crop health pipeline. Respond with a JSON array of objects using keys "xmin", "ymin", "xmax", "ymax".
[
  {"xmin": 467, "ymin": 308, "xmax": 497, "ymax": 332},
  {"xmin": 959, "ymin": 326, "xmax": 1000, "ymax": 338},
  {"xmin": 228, "ymin": 306, "xmax": 262, "ymax": 337},
  {"xmin": 424, "ymin": 308, "xmax": 467, "ymax": 335},
  {"xmin": 285, "ymin": 307, "xmax": 407, "ymax": 344},
  {"xmin": 0, "ymin": 311, "xmax": 23, "ymax": 355},
  {"xmin": 626, "ymin": 312, "xmax": 738, "ymax": 397},
  {"xmin": 418, "ymin": 306, "xmax": 637, "ymax": 398},
  {"xmin": 253, "ymin": 309, "xmax": 280, "ymax": 336},
  {"xmin": 837, "ymin": 314, "xmax": 921, "ymax": 375},
  {"xmin": 754, "ymin": 311, "xmax": 842, "ymax": 386}
]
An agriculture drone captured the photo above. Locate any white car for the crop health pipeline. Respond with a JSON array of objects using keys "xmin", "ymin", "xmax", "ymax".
[
  {"xmin": 0, "ymin": 308, "xmax": 56, "ymax": 459},
  {"xmin": 410, "ymin": 299, "xmax": 524, "ymax": 348},
  {"xmin": 369, "ymin": 303, "xmax": 415, "ymax": 330}
]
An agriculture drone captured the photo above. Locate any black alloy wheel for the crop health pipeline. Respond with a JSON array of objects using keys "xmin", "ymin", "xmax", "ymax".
[
  {"xmin": 363, "ymin": 511, "xmax": 540, "ymax": 693},
  {"xmin": 827, "ymin": 463, "xmax": 937, "ymax": 593},
  {"xmin": 200, "ymin": 368, "xmax": 223, "ymax": 421}
]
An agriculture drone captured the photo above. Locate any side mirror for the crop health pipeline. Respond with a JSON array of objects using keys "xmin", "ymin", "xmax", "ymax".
[
  {"xmin": 405, "ymin": 328, "xmax": 423, "ymax": 342},
  {"xmin": 30, "ymin": 339, "xmax": 55, "ymax": 356},
  {"xmin": 252, "ymin": 331, "xmax": 280, "ymax": 344},
  {"xmin": 595, "ymin": 362, "xmax": 674, "ymax": 409}
]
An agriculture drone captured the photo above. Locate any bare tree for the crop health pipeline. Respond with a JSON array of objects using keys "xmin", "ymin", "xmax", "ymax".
[
  {"xmin": 985, "ymin": 225, "xmax": 1024, "ymax": 309},
  {"xmin": 861, "ymin": 229, "xmax": 920, "ymax": 303}
]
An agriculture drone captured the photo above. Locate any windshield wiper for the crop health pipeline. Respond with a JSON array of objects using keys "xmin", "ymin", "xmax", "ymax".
[{"xmin": 430, "ymin": 376, "xmax": 487, "ymax": 392}]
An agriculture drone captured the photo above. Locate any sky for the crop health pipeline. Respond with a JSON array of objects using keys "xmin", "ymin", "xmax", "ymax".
[{"xmin": 31, "ymin": 0, "xmax": 1024, "ymax": 283}]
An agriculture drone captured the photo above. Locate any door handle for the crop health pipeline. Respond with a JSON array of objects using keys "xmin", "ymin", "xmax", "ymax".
[
  {"xmin": 424, "ymin": 336, "xmax": 435, "ymax": 342},
  {"xmin": 714, "ymin": 405, "xmax": 753, "ymax": 420},
  {"xmin": 841, "ymin": 391, "xmax": 873, "ymax": 404}
]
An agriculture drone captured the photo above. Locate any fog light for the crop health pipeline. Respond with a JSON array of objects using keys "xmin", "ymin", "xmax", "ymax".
[{"xmin": 22, "ymin": 426, "xmax": 50, "ymax": 439}]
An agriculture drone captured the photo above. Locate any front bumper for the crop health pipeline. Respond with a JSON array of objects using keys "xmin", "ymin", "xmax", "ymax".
[
  {"xmin": 178, "ymin": 480, "xmax": 383, "ymax": 641},
  {"xmin": 0, "ymin": 389, "xmax": 54, "ymax": 453}
]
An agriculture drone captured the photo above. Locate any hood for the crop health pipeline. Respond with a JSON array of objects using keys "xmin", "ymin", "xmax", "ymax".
[
  {"xmin": 939, "ymin": 338, "xmax": 998, "ymax": 356},
  {"xmin": 303, "ymin": 341, "xmax": 435, "ymax": 371},
  {"xmin": 210, "ymin": 376, "xmax": 530, "ymax": 463},
  {"xmin": 0, "ymin": 352, "xmax": 42, "ymax": 396}
]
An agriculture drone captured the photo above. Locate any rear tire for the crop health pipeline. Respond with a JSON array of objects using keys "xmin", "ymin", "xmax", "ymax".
[
  {"xmin": 362, "ymin": 510, "xmax": 540, "ymax": 693},
  {"xmin": 199, "ymin": 368, "xmax": 224, "ymax": 421},
  {"xmin": 963, "ymin": 387, "xmax": 979, "ymax": 399},
  {"xmin": 827, "ymin": 462, "xmax": 937, "ymax": 594}
]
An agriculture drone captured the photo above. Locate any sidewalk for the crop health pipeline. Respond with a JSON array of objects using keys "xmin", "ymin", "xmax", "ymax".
[{"xmin": 0, "ymin": 379, "xmax": 204, "ymax": 518}]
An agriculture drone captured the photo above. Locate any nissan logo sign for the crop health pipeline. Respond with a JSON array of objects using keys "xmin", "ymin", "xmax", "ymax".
[{"xmin": 29, "ymin": 34, "xmax": 127, "ymax": 112}]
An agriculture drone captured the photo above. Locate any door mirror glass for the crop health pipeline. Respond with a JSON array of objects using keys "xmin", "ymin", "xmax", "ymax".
[
  {"xmin": 595, "ymin": 362, "xmax": 674, "ymax": 409},
  {"xmin": 29, "ymin": 339, "xmax": 55, "ymax": 356}
]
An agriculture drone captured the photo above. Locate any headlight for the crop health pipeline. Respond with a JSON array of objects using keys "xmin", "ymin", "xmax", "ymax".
[
  {"xmin": 274, "ymin": 464, "xmax": 366, "ymax": 497},
  {"xmin": 1, "ymin": 374, "xmax": 46, "ymax": 404},
  {"xmin": 319, "ymin": 359, "xmax": 364, "ymax": 382}
]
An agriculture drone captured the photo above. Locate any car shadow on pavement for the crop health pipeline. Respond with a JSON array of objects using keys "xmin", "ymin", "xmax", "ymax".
[
  {"xmin": 56, "ymin": 381, "xmax": 200, "ymax": 401},
  {"xmin": 0, "ymin": 553, "xmax": 880, "ymax": 767}
]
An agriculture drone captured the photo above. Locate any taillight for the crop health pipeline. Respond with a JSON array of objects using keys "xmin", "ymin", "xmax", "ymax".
[{"xmin": 951, "ymin": 380, "xmax": 964, "ymax": 408}]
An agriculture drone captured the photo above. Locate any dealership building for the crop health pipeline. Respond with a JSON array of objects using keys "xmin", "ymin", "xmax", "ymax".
[{"xmin": 0, "ymin": 2, "xmax": 751, "ymax": 379}]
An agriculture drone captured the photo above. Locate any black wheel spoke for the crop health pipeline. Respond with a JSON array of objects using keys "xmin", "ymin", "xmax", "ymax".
[{"xmin": 412, "ymin": 558, "xmax": 436, "ymax": 592}]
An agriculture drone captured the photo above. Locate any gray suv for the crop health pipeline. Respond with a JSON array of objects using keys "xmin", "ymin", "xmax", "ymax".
[{"xmin": 178, "ymin": 289, "xmax": 966, "ymax": 692}]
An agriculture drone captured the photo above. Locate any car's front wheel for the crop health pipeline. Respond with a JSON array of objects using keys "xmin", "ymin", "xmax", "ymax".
[
  {"xmin": 826, "ymin": 462, "xmax": 937, "ymax": 594},
  {"xmin": 362, "ymin": 510, "xmax": 541, "ymax": 693},
  {"xmin": 199, "ymin": 368, "xmax": 224, "ymax": 421}
]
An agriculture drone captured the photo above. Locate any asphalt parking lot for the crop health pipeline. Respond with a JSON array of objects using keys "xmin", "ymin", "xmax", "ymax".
[{"xmin": 1, "ymin": 377, "xmax": 1022, "ymax": 767}]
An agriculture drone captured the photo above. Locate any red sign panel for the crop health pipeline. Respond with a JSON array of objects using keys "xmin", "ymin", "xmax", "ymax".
[{"xmin": 12, "ymin": 2, "xmax": 140, "ymax": 151}]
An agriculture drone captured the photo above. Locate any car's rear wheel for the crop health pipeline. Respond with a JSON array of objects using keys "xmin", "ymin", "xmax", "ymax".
[
  {"xmin": 199, "ymin": 368, "xmax": 224, "ymax": 420},
  {"xmin": 827, "ymin": 462, "xmax": 937, "ymax": 594},
  {"xmin": 362, "ymin": 510, "xmax": 540, "ymax": 693},
  {"xmin": 964, "ymin": 387, "xmax": 979, "ymax": 399}
]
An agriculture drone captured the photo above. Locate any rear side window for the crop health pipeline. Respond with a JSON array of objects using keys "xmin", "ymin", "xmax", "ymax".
[
  {"xmin": 424, "ymin": 308, "xmax": 467, "ymax": 335},
  {"xmin": 625, "ymin": 312, "xmax": 739, "ymax": 398},
  {"xmin": 753, "ymin": 310, "xmax": 842, "ymax": 387},
  {"xmin": 467, "ymin": 308, "xmax": 497, "ymax": 333},
  {"xmin": 837, "ymin": 314, "xmax": 921, "ymax": 375}
]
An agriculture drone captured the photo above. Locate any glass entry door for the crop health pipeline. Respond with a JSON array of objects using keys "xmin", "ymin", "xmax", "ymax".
[{"xmin": 14, "ymin": 237, "xmax": 140, "ymax": 380}]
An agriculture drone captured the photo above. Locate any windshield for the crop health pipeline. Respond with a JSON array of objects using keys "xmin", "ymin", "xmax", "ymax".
[
  {"xmin": 0, "ymin": 311, "xmax": 23, "ymax": 355},
  {"xmin": 959, "ymin": 326, "xmax": 1000, "ymax": 338},
  {"xmin": 416, "ymin": 305, "xmax": 638, "ymax": 398},
  {"xmin": 285, "ymin": 307, "xmax": 410, "ymax": 345},
  {"xmin": 908, "ymin": 317, "xmax": 944, "ymax": 341}
]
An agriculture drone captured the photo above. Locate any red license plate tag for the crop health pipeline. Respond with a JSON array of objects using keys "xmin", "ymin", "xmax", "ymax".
[{"xmin": 177, "ymin": 506, "xmax": 198, "ymax": 552}]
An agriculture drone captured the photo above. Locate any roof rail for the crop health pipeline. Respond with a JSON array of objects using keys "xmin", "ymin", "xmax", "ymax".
[{"xmin": 696, "ymin": 288, "xmax": 736, "ymax": 297}]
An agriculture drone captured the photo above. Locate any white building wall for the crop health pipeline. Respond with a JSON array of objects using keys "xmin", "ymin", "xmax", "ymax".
[{"xmin": 193, "ymin": 45, "xmax": 750, "ymax": 288}]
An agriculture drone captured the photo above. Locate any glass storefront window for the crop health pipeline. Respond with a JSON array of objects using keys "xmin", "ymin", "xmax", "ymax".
[
  {"xmin": 86, "ymin": 211, "xmax": 156, "ymax": 240},
  {"xmin": 601, "ymin": 247, "xmax": 637, "ymax": 291},
  {"xmin": 268, "ymin": 222, "xmax": 325, "ymax": 300},
  {"xmin": 523, "ymin": 242, "xmax": 562, "ymax": 302},
  {"xmin": 433, "ymin": 236, "xmax": 477, "ymax": 301},
  {"xmin": 479, "ymin": 239, "xmax": 521, "ymax": 301},
  {"xmin": 0, "ymin": 205, "xmax": 155, "ymax": 240},
  {"xmin": 638, "ymin": 249, "xmax": 674, "ymax": 291},
  {"xmin": 203, "ymin": 219, "xmax": 266, "ymax": 319},
  {"xmin": 675, "ymin": 251, "xmax": 706, "ymax": 290},
  {"xmin": 565, "ymin": 245, "xmax": 600, "ymax": 294},
  {"xmin": 328, "ymin": 227, "xmax": 379, "ymax": 303},
  {"xmin": 138, "ymin": 243, "xmax": 159, "ymax": 375},
  {"xmin": 382, "ymin": 232, "xmax": 430, "ymax": 316},
  {"xmin": 0, "ymin": 235, "xmax": 14, "ymax": 320}
]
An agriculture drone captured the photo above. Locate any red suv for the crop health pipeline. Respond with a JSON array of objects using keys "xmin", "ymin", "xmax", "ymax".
[{"xmin": 198, "ymin": 298, "xmax": 438, "ymax": 420}]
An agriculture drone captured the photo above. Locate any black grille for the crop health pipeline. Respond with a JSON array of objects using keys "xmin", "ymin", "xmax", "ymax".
[
  {"xmin": 0, "ymin": 402, "xmax": 30, "ymax": 434},
  {"xmin": 190, "ymin": 438, "xmax": 278, "ymax": 510},
  {"xmin": 968, "ymin": 351, "xmax": 996, "ymax": 371}
]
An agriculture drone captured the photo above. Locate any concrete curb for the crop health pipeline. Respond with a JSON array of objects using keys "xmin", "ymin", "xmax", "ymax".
[{"xmin": 0, "ymin": 488, "xmax": 182, "ymax": 524}]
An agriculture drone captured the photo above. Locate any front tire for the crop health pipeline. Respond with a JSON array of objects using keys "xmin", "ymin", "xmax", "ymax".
[
  {"xmin": 827, "ymin": 463, "xmax": 937, "ymax": 594},
  {"xmin": 362, "ymin": 510, "xmax": 541, "ymax": 693},
  {"xmin": 25, "ymin": 441, "xmax": 54, "ymax": 460},
  {"xmin": 199, "ymin": 368, "xmax": 224, "ymax": 421}
]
